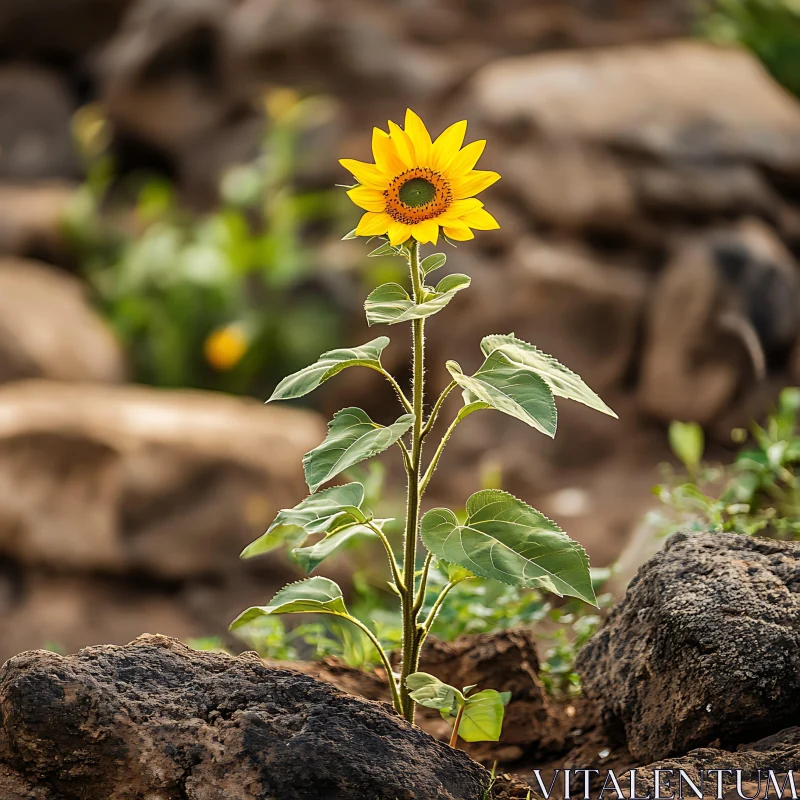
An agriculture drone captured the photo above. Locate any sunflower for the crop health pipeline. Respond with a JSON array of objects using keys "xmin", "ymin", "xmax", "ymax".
[{"xmin": 340, "ymin": 109, "xmax": 500, "ymax": 246}]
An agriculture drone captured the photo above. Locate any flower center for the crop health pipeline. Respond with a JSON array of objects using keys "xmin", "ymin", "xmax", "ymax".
[
  {"xmin": 384, "ymin": 167, "xmax": 452, "ymax": 224},
  {"xmin": 398, "ymin": 177, "xmax": 436, "ymax": 208}
]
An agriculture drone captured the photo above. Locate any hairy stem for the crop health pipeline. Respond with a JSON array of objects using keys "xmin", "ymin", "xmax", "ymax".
[
  {"xmin": 399, "ymin": 240, "xmax": 425, "ymax": 722},
  {"xmin": 369, "ymin": 366, "xmax": 413, "ymax": 414},
  {"xmin": 366, "ymin": 520, "xmax": 404, "ymax": 593},
  {"xmin": 419, "ymin": 414, "xmax": 464, "ymax": 496},
  {"xmin": 421, "ymin": 381, "xmax": 456, "ymax": 439}
]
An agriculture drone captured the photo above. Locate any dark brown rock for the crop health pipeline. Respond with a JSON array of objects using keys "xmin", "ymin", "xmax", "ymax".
[
  {"xmin": 576, "ymin": 531, "xmax": 800, "ymax": 762},
  {"xmin": 0, "ymin": 634, "xmax": 491, "ymax": 800}
]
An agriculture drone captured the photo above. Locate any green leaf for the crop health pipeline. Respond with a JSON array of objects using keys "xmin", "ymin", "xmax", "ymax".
[
  {"xmin": 457, "ymin": 689, "xmax": 511, "ymax": 743},
  {"xmin": 303, "ymin": 408, "xmax": 414, "ymax": 492},
  {"xmin": 293, "ymin": 520, "xmax": 381, "ymax": 573},
  {"xmin": 421, "ymin": 253, "xmax": 447, "ymax": 274},
  {"xmin": 481, "ymin": 334, "xmax": 617, "ymax": 419},
  {"xmin": 447, "ymin": 352, "xmax": 557, "ymax": 437},
  {"xmin": 364, "ymin": 274, "xmax": 470, "ymax": 326},
  {"xmin": 342, "ymin": 228, "xmax": 358, "ymax": 240},
  {"xmin": 668, "ymin": 420, "xmax": 704, "ymax": 472},
  {"xmin": 268, "ymin": 338, "xmax": 390, "ymax": 402},
  {"xmin": 368, "ymin": 241, "xmax": 403, "ymax": 257},
  {"xmin": 406, "ymin": 672, "xmax": 464, "ymax": 715},
  {"xmin": 241, "ymin": 483, "xmax": 366, "ymax": 559},
  {"xmin": 230, "ymin": 577, "xmax": 348, "ymax": 629},
  {"xmin": 420, "ymin": 489, "xmax": 595, "ymax": 604}
]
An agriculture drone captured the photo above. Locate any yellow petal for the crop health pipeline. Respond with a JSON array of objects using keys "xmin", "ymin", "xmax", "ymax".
[
  {"xmin": 339, "ymin": 158, "xmax": 390, "ymax": 189},
  {"xmin": 442, "ymin": 221, "xmax": 475, "ymax": 241},
  {"xmin": 431, "ymin": 120, "xmax": 467, "ymax": 173},
  {"xmin": 439, "ymin": 198, "xmax": 483, "ymax": 220},
  {"xmin": 388, "ymin": 221, "xmax": 411, "ymax": 246},
  {"xmin": 356, "ymin": 211, "xmax": 392, "ymax": 237},
  {"xmin": 444, "ymin": 140, "xmax": 486, "ymax": 179},
  {"xmin": 451, "ymin": 169, "xmax": 501, "ymax": 199},
  {"xmin": 347, "ymin": 186, "xmax": 386, "ymax": 212},
  {"xmin": 461, "ymin": 208, "xmax": 500, "ymax": 230},
  {"xmin": 387, "ymin": 121, "xmax": 415, "ymax": 169},
  {"xmin": 372, "ymin": 128, "xmax": 406, "ymax": 176},
  {"xmin": 404, "ymin": 109, "xmax": 431, "ymax": 166},
  {"xmin": 411, "ymin": 219, "xmax": 439, "ymax": 245}
]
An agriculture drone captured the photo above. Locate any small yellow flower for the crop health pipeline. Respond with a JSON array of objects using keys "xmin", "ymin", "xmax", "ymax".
[
  {"xmin": 204, "ymin": 324, "xmax": 248, "ymax": 371},
  {"xmin": 340, "ymin": 109, "xmax": 500, "ymax": 246}
]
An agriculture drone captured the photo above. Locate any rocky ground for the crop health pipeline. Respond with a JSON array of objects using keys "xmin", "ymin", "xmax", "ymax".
[{"xmin": 1, "ymin": 530, "xmax": 797, "ymax": 799}]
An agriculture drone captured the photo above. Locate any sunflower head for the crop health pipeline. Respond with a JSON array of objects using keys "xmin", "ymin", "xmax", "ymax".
[{"xmin": 340, "ymin": 109, "xmax": 500, "ymax": 247}]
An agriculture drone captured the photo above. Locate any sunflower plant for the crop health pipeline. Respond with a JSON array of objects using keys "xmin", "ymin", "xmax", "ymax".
[{"xmin": 231, "ymin": 110, "xmax": 617, "ymax": 732}]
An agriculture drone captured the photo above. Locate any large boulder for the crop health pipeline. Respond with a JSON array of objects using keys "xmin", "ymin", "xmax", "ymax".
[
  {"xmin": 0, "ymin": 258, "xmax": 126, "ymax": 384},
  {"xmin": 0, "ymin": 635, "xmax": 490, "ymax": 800},
  {"xmin": 576, "ymin": 531, "xmax": 800, "ymax": 762},
  {"xmin": 0, "ymin": 380, "xmax": 324, "ymax": 661}
]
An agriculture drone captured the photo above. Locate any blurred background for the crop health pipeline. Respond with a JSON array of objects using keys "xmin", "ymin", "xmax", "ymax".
[{"xmin": 1, "ymin": 0, "xmax": 800, "ymax": 666}]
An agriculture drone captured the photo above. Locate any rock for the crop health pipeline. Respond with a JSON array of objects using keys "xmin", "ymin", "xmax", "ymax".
[
  {"xmin": 0, "ymin": 67, "xmax": 79, "ymax": 182},
  {"xmin": 0, "ymin": 183, "xmax": 76, "ymax": 262},
  {"xmin": 0, "ymin": 380, "xmax": 322, "ymax": 577},
  {"xmin": 0, "ymin": 0, "xmax": 132, "ymax": 62},
  {"xmin": 100, "ymin": 0, "xmax": 249, "ymax": 154},
  {"xmin": 639, "ymin": 219, "xmax": 800, "ymax": 426},
  {"xmin": 576, "ymin": 531, "xmax": 800, "ymax": 762},
  {"xmin": 470, "ymin": 41, "xmax": 800, "ymax": 170},
  {"xmin": 631, "ymin": 727, "xmax": 800, "ymax": 798},
  {"xmin": 0, "ymin": 635, "xmax": 490, "ymax": 800},
  {"xmin": 0, "ymin": 258, "xmax": 126, "ymax": 384}
]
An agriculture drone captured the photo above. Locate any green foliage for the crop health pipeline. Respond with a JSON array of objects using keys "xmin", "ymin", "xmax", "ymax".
[
  {"xmin": 699, "ymin": 0, "xmax": 800, "ymax": 98},
  {"xmin": 234, "ymin": 217, "xmax": 616, "ymax": 728},
  {"xmin": 407, "ymin": 672, "xmax": 511, "ymax": 743},
  {"xmin": 303, "ymin": 408, "xmax": 414, "ymax": 492},
  {"xmin": 269, "ymin": 338, "xmax": 390, "ymax": 401},
  {"xmin": 65, "ymin": 95, "xmax": 346, "ymax": 394},
  {"xmin": 364, "ymin": 274, "xmax": 471, "ymax": 325},
  {"xmin": 421, "ymin": 490, "xmax": 595, "ymax": 602},
  {"xmin": 652, "ymin": 388, "xmax": 800, "ymax": 539}
]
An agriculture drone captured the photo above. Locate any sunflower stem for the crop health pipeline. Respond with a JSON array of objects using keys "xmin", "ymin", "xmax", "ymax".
[{"xmin": 399, "ymin": 239, "xmax": 426, "ymax": 723}]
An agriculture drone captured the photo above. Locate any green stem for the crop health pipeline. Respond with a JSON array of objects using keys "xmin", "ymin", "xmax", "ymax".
[
  {"xmin": 421, "ymin": 579, "xmax": 465, "ymax": 640},
  {"xmin": 421, "ymin": 381, "xmax": 456, "ymax": 439},
  {"xmin": 369, "ymin": 365, "xmax": 413, "ymax": 414},
  {"xmin": 366, "ymin": 520, "xmax": 404, "ymax": 593},
  {"xmin": 413, "ymin": 552, "xmax": 434, "ymax": 616},
  {"xmin": 419, "ymin": 414, "xmax": 464, "ymax": 496},
  {"xmin": 344, "ymin": 613, "xmax": 401, "ymax": 711},
  {"xmin": 399, "ymin": 240, "xmax": 425, "ymax": 723}
]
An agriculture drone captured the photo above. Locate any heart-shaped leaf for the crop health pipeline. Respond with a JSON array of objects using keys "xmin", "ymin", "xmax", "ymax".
[
  {"xmin": 303, "ymin": 408, "xmax": 414, "ymax": 492},
  {"xmin": 420, "ymin": 489, "xmax": 595, "ymax": 604},
  {"xmin": 364, "ymin": 274, "xmax": 470, "ymax": 326},
  {"xmin": 420, "ymin": 253, "xmax": 447, "ymax": 275},
  {"xmin": 481, "ymin": 334, "xmax": 617, "ymax": 418},
  {"xmin": 241, "ymin": 483, "xmax": 367, "ymax": 559},
  {"xmin": 406, "ymin": 672, "xmax": 464, "ymax": 715},
  {"xmin": 230, "ymin": 576, "xmax": 348, "ymax": 629},
  {"xmin": 458, "ymin": 689, "xmax": 511, "ymax": 743},
  {"xmin": 447, "ymin": 352, "xmax": 557, "ymax": 437},
  {"xmin": 269, "ymin": 338, "xmax": 390, "ymax": 402}
]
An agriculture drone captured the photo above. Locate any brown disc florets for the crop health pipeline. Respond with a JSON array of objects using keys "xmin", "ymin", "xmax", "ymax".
[{"xmin": 384, "ymin": 167, "xmax": 452, "ymax": 224}]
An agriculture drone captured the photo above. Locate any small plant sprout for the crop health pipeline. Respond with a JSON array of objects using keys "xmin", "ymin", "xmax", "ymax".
[
  {"xmin": 406, "ymin": 672, "xmax": 511, "ymax": 748},
  {"xmin": 231, "ymin": 109, "xmax": 617, "ymax": 730}
]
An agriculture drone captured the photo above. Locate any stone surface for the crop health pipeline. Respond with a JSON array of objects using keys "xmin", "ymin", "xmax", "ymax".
[
  {"xmin": 0, "ymin": 67, "xmax": 79, "ymax": 182},
  {"xmin": 576, "ymin": 531, "xmax": 800, "ymax": 762},
  {"xmin": 0, "ymin": 634, "xmax": 490, "ymax": 800},
  {"xmin": 639, "ymin": 219, "xmax": 800, "ymax": 426},
  {"xmin": 471, "ymin": 41, "xmax": 800, "ymax": 168},
  {"xmin": 0, "ymin": 380, "xmax": 324, "ymax": 661},
  {"xmin": 0, "ymin": 258, "xmax": 126, "ymax": 384}
]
